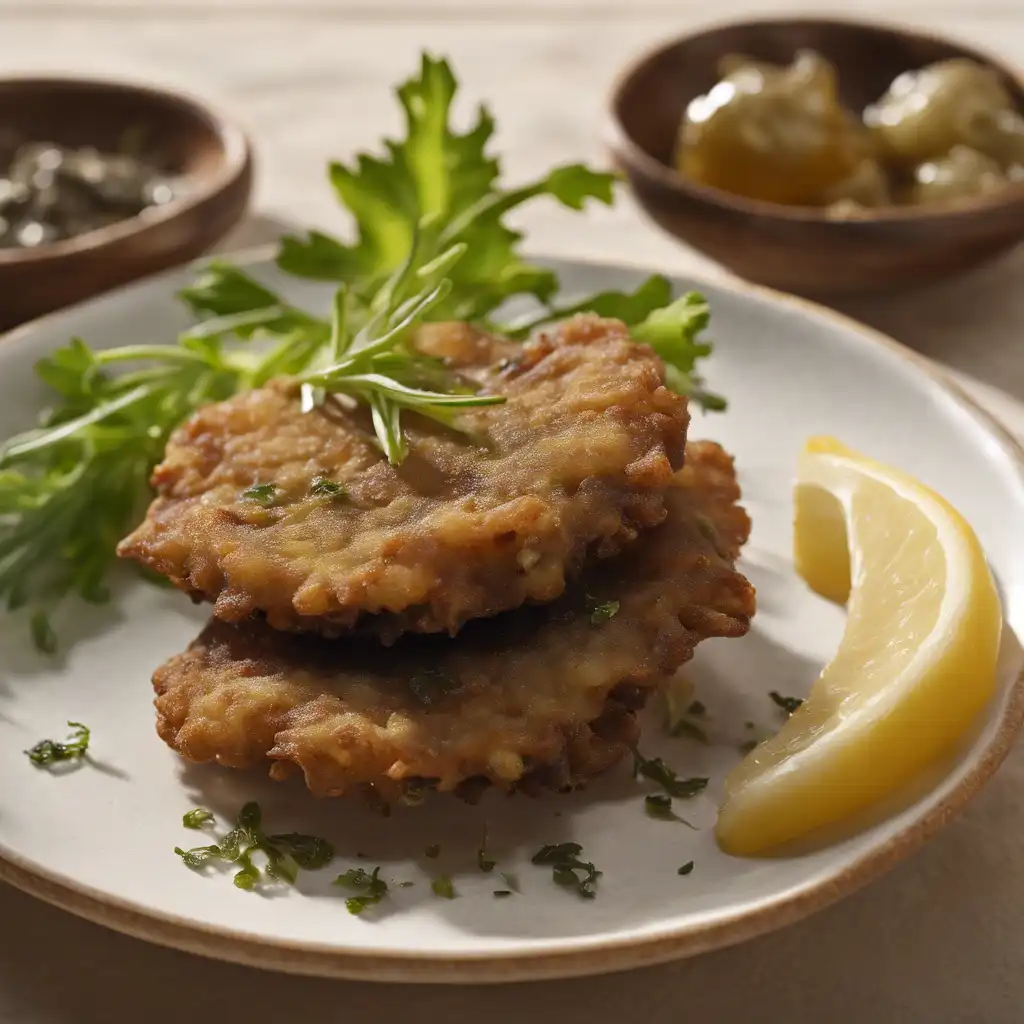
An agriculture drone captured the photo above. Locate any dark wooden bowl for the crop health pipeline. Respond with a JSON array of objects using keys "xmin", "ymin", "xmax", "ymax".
[
  {"xmin": 607, "ymin": 18, "xmax": 1024, "ymax": 296},
  {"xmin": 0, "ymin": 77, "xmax": 253, "ymax": 329}
]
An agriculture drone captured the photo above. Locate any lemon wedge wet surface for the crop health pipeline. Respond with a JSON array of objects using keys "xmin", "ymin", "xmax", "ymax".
[{"xmin": 716, "ymin": 437, "xmax": 1002, "ymax": 856}]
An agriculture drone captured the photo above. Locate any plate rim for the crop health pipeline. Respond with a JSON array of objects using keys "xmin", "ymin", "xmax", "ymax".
[{"xmin": 1, "ymin": 251, "xmax": 1023, "ymax": 984}]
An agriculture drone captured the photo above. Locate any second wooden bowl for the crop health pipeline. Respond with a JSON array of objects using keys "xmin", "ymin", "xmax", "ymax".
[{"xmin": 607, "ymin": 18, "xmax": 1024, "ymax": 296}]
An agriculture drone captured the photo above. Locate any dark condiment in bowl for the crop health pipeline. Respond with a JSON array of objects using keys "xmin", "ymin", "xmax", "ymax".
[
  {"xmin": 0, "ymin": 134, "xmax": 188, "ymax": 250},
  {"xmin": 0, "ymin": 77, "xmax": 252, "ymax": 329}
]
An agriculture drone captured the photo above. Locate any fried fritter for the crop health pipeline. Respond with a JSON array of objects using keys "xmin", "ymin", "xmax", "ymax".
[
  {"xmin": 152, "ymin": 442, "xmax": 755, "ymax": 801},
  {"xmin": 117, "ymin": 316, "xmax": 690, "ymax": 639}
]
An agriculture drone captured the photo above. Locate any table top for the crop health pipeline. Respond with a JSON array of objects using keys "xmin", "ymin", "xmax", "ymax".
[{"xmin": 3, "ymin": 2, "xmax": 1024, "ymax": 1022}]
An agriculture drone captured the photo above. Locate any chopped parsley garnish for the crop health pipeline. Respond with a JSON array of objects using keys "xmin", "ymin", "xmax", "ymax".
[
  {"xmin": 477, "ymin": 825, "xmax": 496, "ymax": 873},
  {"xmin": 532, "ymin": 842, "xmax": 601, "ymax": 899},
  {"xmin": 25, "ymin": 721, "xmax": 90, "ymax": 767},
  {"xmin": 431, "ymin": 876, "xmax": 457, "ymax": 899},
  {"xmin": 241, "ymin": 483, "xmax": 279, "ymax": 507},
  {"xmin": 182, "ymin": 808, "xmax": 214, "ymax": 829},
  {"xmin": 678, "ymin": 861, "xmax": 695, "ymax": 876},
  {"xmin": 644, "ymin": 794, "xmax": 675, "ymax": 820},
  {"xmin": 769, "ymin": 691, "xmax": 804, "ymax": 715},
  {"xmin": 408, "ymin": 669, "xmax": 457, "ymax": 706},
  {"xmin": 424, "ymin": 844, "xmax": 441, "ymax": 859},
  {"xmin": 309, "ymin": 477, "xmax": 346, "ymax": 499},
  {"xmin": 643, "ymin": 794, "xmax": 696, "ymax": 828},
  {"xmin": 632, "ymin": 750, "xmax": 708, "ymax": 799},
  {"xmin": 273, "ymin": 832, "xmax": 336, "ymax": 869},
  {"xmin": 335, "ymin": 867, "xmax": 389, "ymax": 915},
  {"xmin": 174, "ymin": 802, "xmax": 334, "ymax": 890},
  {"xmin": 586, "ymin": 594, "xmax": 620, "ymax": 625}
]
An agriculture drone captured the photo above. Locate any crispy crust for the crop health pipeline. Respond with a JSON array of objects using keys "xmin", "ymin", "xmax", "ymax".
[
  {"xmin": 152, "ymin": 442, "xmax": 755, "ymax": 800},
  {"xmin": 118, "ymin": 316, "xmax": 689, "ymax": 638}
]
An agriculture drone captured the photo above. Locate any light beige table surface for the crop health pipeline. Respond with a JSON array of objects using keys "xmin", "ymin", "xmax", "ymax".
[{"xmin": 3, "ymin": 2, "xmax": 1024, "ymax": 1021}]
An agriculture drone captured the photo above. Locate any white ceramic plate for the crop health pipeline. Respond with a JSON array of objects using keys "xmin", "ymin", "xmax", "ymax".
[{"xmin": 1, "ymin": 255, "xmax": 1022, "ymax": 983}]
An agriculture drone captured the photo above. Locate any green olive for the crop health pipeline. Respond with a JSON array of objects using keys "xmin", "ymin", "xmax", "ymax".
[
  {"xmin": 677, "ymin": 50, "xmax": 865, "ymax": 205},
  {"xmin": 821, "ymin": 157, "xmax": 891, "ymax": 207},
  {"xmin": 909, "ymin": 145, "xmax": 1008, "ymax": 204},
  {"xmin": 865, "ymin": 58, "xmax": 1012, "ymax": 167}
]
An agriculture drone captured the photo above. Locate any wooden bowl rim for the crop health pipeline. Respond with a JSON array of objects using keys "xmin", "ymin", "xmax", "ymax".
[
  {"xmin": 607, "ymin": 14, "xmax": 1024, "ymax": 225},
  {"xmin": 0, "ymin": 74, "xmax": 252, "ymax": 267}
]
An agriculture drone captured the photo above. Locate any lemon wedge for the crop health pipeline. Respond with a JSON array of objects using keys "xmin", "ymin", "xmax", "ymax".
[{"xmin": 716, "ymin": 437, "xmax": 1002, "ymax": 855}]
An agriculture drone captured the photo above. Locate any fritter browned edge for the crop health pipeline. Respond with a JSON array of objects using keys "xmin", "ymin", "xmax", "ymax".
[
  {"xmin": 152, "ymin": 442, "xmax": 755, "ymax": 802},
  {"xmin": 118, "ymin": 316, "xmax": 689, "ymax": 640}
]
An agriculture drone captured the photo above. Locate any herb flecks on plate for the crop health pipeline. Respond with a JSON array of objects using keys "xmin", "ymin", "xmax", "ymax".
[
  {"xmin": 174, "ymin": 802, "xmax": 335, "ymax": 891},
  {"xmin": 25, "ymin": 721, "xmax": 90, "ymax": 768},
  {"xmin": 532, "ymin": 842, "xmax": 601, "ymax": 899},
  {"xmin": 632, "ymin": 749, "xmax": 709, "ymax": 799},
  {"xmin": 335, "ymin": 867, "xmax": 389, "ymax": 915}
]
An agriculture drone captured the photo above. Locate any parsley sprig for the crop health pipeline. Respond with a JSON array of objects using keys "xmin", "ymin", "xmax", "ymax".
[
  {"xmin": 532, "ymin": 842, "xmax": 602, "ymax": 899},
  {"xmin": 25, "ymin": 721, "xmax": 90, "ymax": 767},
  {"xmin": 174, "ymin": 802, "xmax": 334, "ymax": 890}
]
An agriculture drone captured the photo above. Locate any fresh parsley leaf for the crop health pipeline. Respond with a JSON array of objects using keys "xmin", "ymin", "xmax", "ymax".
[
  {"xmin": 644, "ymin": 794, "xmax": 675, "ymax": 820},
  {"xmin": 279, "ymin": 54, "xmax": 615, "ymax": 325},
  {"xmin": 586, "ymin": 595, "xmax": 620, "ymax": 626},
  {"xmin": 174, "ymin": 844, "xmax": 223, "ymax": 869},
  {"xmin": 309, "ymin": 477, "xmax": 347, "ymax": 499},
  {"xmin": 335, "ymin": 866, "xmax": 389, "ymax": 915},
  {"xmin": 632, "ymin": 750, "xmax": 708, "ymax": 799},
  {"xmin": 678, "ymin": 861, "xmax": 695, "ymax": 876},
  {"xmin": 431, "ymin": 876, "xmax": 457, "ymax": 899},
  {"xmin": 25, "ymin": 721, "xmax": 90, "ymax": 767},
  {"xmin": 241, "ymin": 483, "xmax": 279, "ymax": 507},
  {"xmin": 175, "ymin": 803, "xmax": 333, "ymax": 891},
  {"xmin": 532, "ymin": 842, "xmax": 601, "ymax": 899},
  {"xmin": 632, "ymin": 291, "xmax": 724, "ymax": 411},
  {"xmin": 270, "ymin": 832, "xmax": 336, "ymax": 870},
  {"xmin": 182, "ymin": 808, "xmax": 214, "ymax": 830},
  {"xmin": 769, "ymin": 691, "xmax": 804, "ymax": 715}
]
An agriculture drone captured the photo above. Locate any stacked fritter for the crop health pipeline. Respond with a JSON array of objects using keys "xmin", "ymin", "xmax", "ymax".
[{"xmin": 119, "ymin": 316, "xmax": 755, "ymax": 804}]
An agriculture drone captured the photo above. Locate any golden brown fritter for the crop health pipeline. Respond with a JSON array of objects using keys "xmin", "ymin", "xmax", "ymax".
[
  {"xmin": 152, "ymin": 442, "xmax": 755, "ymax": 801},
  {"xmin": 118, "ymin": 316, "xmax": 690, "ymax": 638}
]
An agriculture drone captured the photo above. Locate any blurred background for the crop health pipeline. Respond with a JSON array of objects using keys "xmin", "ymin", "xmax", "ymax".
[{"xmin": 2, "ymin": 1, "xmax": 1024, "ymax": 1022}]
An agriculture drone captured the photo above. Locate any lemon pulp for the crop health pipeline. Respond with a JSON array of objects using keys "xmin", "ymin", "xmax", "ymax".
[{"xmin": 716, "ymin": 437, "xmax": 1002, "ymax": 855}]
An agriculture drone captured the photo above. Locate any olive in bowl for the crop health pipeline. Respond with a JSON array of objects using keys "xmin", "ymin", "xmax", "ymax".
[{"xmin": 607, "ymin": 18, "xmax": 1024, "ymax": 295}]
